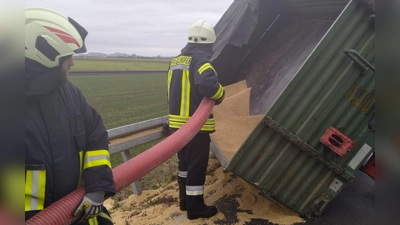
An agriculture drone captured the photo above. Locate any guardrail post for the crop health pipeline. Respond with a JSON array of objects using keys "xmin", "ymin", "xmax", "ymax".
[{"xmin": 121, "ymin": 150, "xmax": 142, "ymax": 195}]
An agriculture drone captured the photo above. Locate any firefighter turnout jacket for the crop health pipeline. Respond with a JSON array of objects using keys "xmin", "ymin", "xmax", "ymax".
[
  {"xmin": 25, "ymin": 80, "xmax": 116, "ymax": 220},
  {"xmin": 167, "ymin": 52, "xmax": 225, "ymax": 132}
]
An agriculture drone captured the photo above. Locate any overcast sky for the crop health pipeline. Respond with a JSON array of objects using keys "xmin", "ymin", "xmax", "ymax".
[{"xmin": 25, "ymin": 0, "xmax": 233, "ymax": 56}]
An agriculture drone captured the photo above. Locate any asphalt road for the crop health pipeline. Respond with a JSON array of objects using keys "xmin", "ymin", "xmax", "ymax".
[{"xmin": 298, "ymin": 171, "xmax": 375, "ymax": 225}]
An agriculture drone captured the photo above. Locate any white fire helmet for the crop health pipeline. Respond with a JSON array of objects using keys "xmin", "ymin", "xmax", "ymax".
[
  {"xmin": 25, "ymin": 7, "xmax": 87, "ymax": 68},
  {"xmin": 188, "ymin": 20, "xmax": 216, "ymax": 44}
]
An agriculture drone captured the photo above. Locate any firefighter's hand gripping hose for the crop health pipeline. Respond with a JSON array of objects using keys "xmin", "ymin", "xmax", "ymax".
[
  {"xmin": 26, "ymin": 97, "xmax": 215, "ymax": 225},
  {"xmin": 72, "ymin": 191, "xmax": 105, "ymax": 223}
]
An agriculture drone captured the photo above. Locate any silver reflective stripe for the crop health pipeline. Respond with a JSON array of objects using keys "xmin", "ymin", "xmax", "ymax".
[
  {"xmin": 178, "ymin": 171, "xmax": 188, "ymax": 178},
  {"xmin": 186, "ymin": 185, "xmax": 204, "ymax": 196},
  {"xmin": 30, "ymin": 171, "xmax": 40, "ymax": 210},
  {"xmin": 170, "ymin": 65, "xmax": 190, "ymax": 71},
  {"xmin": 84, "ymin": 155, "xmax": 110, "ymax": 163}
]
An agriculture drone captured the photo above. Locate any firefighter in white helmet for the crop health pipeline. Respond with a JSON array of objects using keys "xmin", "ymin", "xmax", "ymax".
[
  {"xmin": 25, "ymin": 7, "xmax": 116, "ymax": 225},
  {"xmin": 166, "ymin": 20, "xmax": 225, "ymax": 220}
]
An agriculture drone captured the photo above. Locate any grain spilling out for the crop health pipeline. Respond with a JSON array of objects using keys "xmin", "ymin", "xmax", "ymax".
[{"xmin": 211, "ymin": 80, "xmax": 264, "ymax": 160}]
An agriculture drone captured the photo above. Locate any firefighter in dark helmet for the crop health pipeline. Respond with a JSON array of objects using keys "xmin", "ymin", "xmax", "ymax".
[
  {"xmin": 166, "ymin": 20, "xmax": 225, "ymax": 220},
  {"xmin": 25, "ymin": 7, "xmax": 115, "ymax": 225}
]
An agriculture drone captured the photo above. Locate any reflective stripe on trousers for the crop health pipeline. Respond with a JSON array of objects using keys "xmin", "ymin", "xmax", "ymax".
[
  {"xmin": 186, "ymin": 185, "xmax": 204, "ymax": 196},
  {"xmin": 178, "ymin": 170, "xmax": 188, "ymax": 178}
]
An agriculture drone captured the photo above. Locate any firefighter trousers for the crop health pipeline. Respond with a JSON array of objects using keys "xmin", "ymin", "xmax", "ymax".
[{"xmin": 177, "ymin": 133, "xmax": 211, "ymax": 210}]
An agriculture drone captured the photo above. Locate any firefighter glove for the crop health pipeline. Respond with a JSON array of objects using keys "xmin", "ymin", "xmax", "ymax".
[{"xmin": 73, "ymin": 191, "xmax": 105, "ymax": 223}]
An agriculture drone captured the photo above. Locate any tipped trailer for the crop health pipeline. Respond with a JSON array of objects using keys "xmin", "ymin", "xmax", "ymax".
[{"xmin": 211, "ymin": 0, "xmax": 375, "ymax": 217}]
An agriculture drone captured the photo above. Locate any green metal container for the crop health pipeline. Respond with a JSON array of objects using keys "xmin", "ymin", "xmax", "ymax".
[{"xmin": 212, "ymin": 0, "xmax": 375, "ymax": 217}]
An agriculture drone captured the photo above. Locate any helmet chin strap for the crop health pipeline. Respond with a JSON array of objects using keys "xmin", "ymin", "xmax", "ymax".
[{"xmin": 25, "ymin": 58, "xmax": 65, "ymax": 96}]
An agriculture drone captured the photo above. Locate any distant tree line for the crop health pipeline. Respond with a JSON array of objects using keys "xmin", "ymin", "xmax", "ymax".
[{"xmin": 74, "ymin": 52, "xmax": 173, "ymax": 59}]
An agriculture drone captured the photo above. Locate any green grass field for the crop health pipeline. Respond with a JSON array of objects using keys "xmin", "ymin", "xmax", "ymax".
[
  {"xmin": 72, "ymin": 57, "xmax": 171, "ymax": 71},
  {"xmin": 69, "ymin": 73, "xmax": 175, "ymax": 192},
  {"xmin": 70, "ymin": 73, "xmax": 168, "ymax": 129}
]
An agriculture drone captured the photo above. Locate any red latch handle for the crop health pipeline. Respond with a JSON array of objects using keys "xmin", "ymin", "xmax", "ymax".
[{"xmin": 320, "ymin": 127, "xmax": 355, "ymax": 157}]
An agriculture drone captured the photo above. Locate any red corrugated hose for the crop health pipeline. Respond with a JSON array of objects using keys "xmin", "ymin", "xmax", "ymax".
[{"xmin": 26, "ymin": 98, "xmax": 215, "ymax": 225}]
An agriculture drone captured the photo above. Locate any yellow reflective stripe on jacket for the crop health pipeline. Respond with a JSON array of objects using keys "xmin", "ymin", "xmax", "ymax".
[
  {"xmin": 198, "ymin": 63, "xmax": 216, "ymax": 75},
  {"xmin": 169, "ymin": 115, "xmax": 215, "ymax": 124},
  {"xmin": 169, "ymin": 114, "xmax": 189, "ymax": 123},
  {"xmin": 167, "ymin": 70, "xmax": 172, "ymax": 101},
  {"xmin": 211, "ymin": 84, "xmax": 225, "ymax": 100},
  {"xmin": 84, "ymin": 150, "xmax": 111, "ymax": 169},
  {"xmin": 77, "ymin": 151, "xmax": 84, "ymax": 187},
  {"xmin": 25, "ymin": 169, "xmax": 46, "ymax": 211},
  {"xmin": 88, "ymin": 216, "xmax": 98, "ymax": 225},
  {"xmin": 180, "ymin": 70, "xmax": 191, "ymax": 117},
  {"xmin": 169, "ymin": 114, "xmax": 215, "ymax": 131}
]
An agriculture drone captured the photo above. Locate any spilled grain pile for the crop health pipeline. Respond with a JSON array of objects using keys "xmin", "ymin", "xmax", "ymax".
[
  {"xmin": 211, "ymin": 80, "xmax": 264, "ymax": 160},
  {"xmin": 106, "ymin": 158, "xmax": 305, "ymax": 225}
]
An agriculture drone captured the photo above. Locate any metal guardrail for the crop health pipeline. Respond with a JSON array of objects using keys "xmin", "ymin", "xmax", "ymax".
[
  {"xmin": 108, "ymin": 116, "xmax": 167, "ymax": 139},
  {"xmin": 107, "ymin": 116, "xmax": 168, "ymax": 195},
  {"xmin": 70, "ymin": 70, "xmax": 168, "ymax": 76}
]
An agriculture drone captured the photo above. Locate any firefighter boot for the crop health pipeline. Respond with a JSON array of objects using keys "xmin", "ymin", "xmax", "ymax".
[
  {"xmin": 186, "ymin": 195, "xmax": 217, "ymax": 220},
  {"xmin": 178, "ymin": 177, "xmax": 186, "ymax": 211}
]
